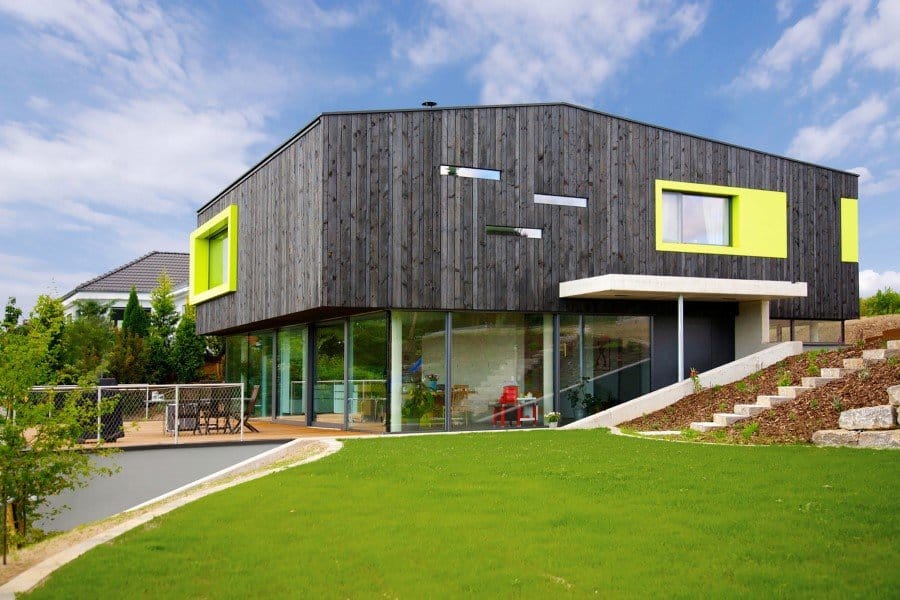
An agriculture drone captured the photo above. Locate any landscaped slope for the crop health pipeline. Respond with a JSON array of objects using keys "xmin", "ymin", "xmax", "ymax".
[
  {"xmin": 24, "ymin": 432, "xmax": 900, "ymax": 598},
  {"xmin": 624, "ymin": 338, "xmax": 900, "ymax": 443}
]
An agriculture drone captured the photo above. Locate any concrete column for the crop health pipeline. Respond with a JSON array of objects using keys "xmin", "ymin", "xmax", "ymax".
[
  {"xmin": 677, "ymin": 295, "xmax": 684, "ymax": 382},
  {"xmin": 735, "ymin": 300, "xmax": 770, "ymax": 359},
  {"xmin": 390, "ymin": 314, "xmax": 403, "ymax": 432}
]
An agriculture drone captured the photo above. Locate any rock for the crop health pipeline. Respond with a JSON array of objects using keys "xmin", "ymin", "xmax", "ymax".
[
  {"xmin": 838, "ymin": 406, "xmax": 896, "ymax": 430},
  {"xmin": 888, "ymin": 385, "xmax": 900, "ymax": 408},
  {"xmin": 858, "ymin": 430, "xmax": 900, "ymax": 449},
  {"xmin": 812, "ymin": 430, "xmax": 859, "ymax": 447}
]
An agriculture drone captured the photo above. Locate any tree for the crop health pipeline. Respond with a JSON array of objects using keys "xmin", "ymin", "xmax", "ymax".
[
  {"xmin": 121, "ymin": 287, "xmax": 149, "ymax": 337},
  {"xmin": 31, "ymin": 296, "xmax": 66, "ymax": 383},
  {"xmin": 860, "ymin": 287, "xmax": 900, "ymax": 316},
  {"xmin": 171, "ymin": 304, "xmax": 206, "ymax": 383},
  {"xmin": 146, "ymin": 273, "xmax": 178, "ymax": 384},
  {"xmin": 106, "ymin": 330, "xmax": 147, "ymax": 384},
  {"xmin": 0, "ymin": 295, "xmax": 112, "ymax": 562},
  {"xmin": 2, "ymin": 297, "xmax": 21, "ymax": 332},
  {"xmin": 59, "ymin": 300, "xmax": 115, "ymax": 384}
]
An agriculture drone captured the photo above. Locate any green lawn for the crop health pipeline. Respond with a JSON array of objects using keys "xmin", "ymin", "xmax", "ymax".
[{"xmin": 26, "ymin": 431, "xmax": 900, "ymax": 598}]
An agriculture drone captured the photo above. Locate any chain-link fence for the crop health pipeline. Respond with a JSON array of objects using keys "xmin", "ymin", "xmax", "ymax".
[{"xmin": 29, "ymin": 383, "xmax": 246, "ymax": 445}]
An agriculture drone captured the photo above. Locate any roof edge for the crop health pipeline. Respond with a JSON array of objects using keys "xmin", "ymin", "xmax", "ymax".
[{"xmin": 61, "ymin": 251, "xmax": 189, "ymax": 301}]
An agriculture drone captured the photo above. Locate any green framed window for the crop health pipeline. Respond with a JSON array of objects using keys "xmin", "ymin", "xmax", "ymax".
[{"xmin": 189, "ymin": 204, "xmax": 238, "ymax": 304}]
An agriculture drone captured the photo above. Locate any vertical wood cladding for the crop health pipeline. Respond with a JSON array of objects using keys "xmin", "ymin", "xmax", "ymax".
[{"xmin": 195, "ymin": 104, "xmax": 858, "ymax": 335}]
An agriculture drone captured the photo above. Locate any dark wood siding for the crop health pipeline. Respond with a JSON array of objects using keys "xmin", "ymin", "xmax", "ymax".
[{"xmin": 196, "ymin": 105, "xmax": 858, "ymax": 334}]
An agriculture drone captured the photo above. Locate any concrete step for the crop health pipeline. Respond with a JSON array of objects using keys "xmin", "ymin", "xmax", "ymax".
[
  {"xmin": 756, "ymin": 395, "xmax": 792, "ymax": 408},
  {"xmin": 888, "ymin": 340, "xmax": 900, "ymax": 350},
  {"xmin": 862, "ymin": 348, "xmax": 900, "ymax": 361},
  {"xmin": 801, "ymin": 376, "xmax": 840, "ymax": 388},
  {"xmin": 713, "ymin": 412, "xmax": 748, "ymax": 426},
  {"xmin": 734, "ymin": 404, "xmax": 768, "ymax": 417},
  {"xmin": 843, "ymin": 358, "xmax": 867, "ymax": 370},
  {"xmin": 690, "ymin": 421, "xmax": 723, "ymax": 432},
  {"xmin": 821, "ymin": 367, "xmax": 853, "ymax": 378},
  {"xmin": 778, "ymin": 385, "xmax": 814, "ymax": 398}
]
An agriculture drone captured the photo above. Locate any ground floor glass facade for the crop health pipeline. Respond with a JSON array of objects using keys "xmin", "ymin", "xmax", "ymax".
[{"xmin": 223, "ymin": 310, "xmax": 652, "ymax": 432}]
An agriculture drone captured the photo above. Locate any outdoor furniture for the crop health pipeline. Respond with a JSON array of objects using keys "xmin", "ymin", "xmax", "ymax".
[
  {"xmin": 165, "ymin": 402, "xmax": 201, "ymax": 434},
  {"xmin": 202, "ymin": 398, "xmax": 233, "ymax": 434},
  {"xmin": 491, "ymin": 385, "xmax": 519, "ymax": 427},
  {"xmin": 517, "ymin": 397, "xmax": 539, "ymax": 427},
  {"xmin": 234, "ymin": 385, "xmax": 260, "ymax": 433},
  {"xmin": 450, "ymin": 385, "xmax": 471, "ymax": 427}
]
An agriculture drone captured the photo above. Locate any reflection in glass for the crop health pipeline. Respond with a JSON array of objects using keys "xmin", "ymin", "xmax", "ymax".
[
  {"xmin": 389, "ymin": 311, "xmax": 446, "ymax": 432},
  {"xmin": 247, "ymin": 332, "xmax": 274, "ymax": 418},
  {"xmin": 348, "ymin": 314, "xmax": 387, "ymax": 432},
  {"xmin": 313, "ymin": 322, "xmax": 345, "ymax": 427},
  {"xmin": 277, "ymin": 326, "xmax": 307, "ymax": 418},
  {"xmin": 559, "ymin": 315, "xmax": 651, "ymax": 423},
  {"xmin": 450, "ymin": 313, "xmax": 552, "ymax": 430}
]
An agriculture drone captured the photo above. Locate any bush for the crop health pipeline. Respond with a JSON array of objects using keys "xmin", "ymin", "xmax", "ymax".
[{"xmin": 860, "ymin": 287, "xmax": 900, "ymax": 316}]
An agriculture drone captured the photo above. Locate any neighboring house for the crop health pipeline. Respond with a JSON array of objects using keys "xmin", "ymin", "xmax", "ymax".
[
  {"xmin": 62, "ymin": 251, "xmax": 189, "ymax": 326},
  {"xmin": 188, "ymin": 102, "xmax": 859, "ymax": 432}
]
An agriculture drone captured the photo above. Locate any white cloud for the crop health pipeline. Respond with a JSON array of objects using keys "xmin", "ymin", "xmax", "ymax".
[
  {"xmin": 787, "ymin": 96, "xmax": 888, "ymax": 162},
  {"xmin": 0, "ymin": 253, "xmax": 94, "ymax": 314},
  {"xmin": 262, "ymin": 0, "xmax": 366, "ymax": 30},
  {"xmin": 394, "ymin": 0, "xmax": 708, "ymax": 103},
  {"xmin": 860, "ymin": 269, "xmax": 900, "ymax": 296},
  {"xmin": 776, "ymin": 0, "xmax": 794, "ymax": 21}
]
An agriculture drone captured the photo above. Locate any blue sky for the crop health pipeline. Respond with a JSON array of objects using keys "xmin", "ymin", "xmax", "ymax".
[{"xmin": 1, "ymin": 0, "xmax": 898, "ymax": 312}]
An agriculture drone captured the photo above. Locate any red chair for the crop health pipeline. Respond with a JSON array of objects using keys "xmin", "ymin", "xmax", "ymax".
[{"xmin": 493, "ymin": 385, "xmax": 520, "ymax": 426}]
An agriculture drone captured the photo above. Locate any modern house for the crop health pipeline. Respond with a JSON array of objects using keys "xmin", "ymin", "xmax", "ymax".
[
  {"xmin": 62, "ymin": 251, "xmax": 189, "ymax": 325},
  {"xmin": 189, "ymin": 103, "xmax": 859, "ymax": 432}
]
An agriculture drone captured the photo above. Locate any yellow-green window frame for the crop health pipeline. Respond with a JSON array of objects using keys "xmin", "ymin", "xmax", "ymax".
[
  {"xmin": 655, "ymin": 179, "xmax": 788, "ymax": 258},
  {"xmin": 189, "ymin": 205, "xmax": 238, "ymax": 304}
]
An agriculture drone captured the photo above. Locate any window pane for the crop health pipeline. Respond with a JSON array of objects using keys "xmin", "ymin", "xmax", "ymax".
[
  {"xmin": 681, "ymin": 194, "xmax": 728, "ymax": 245},
  {"xmin": 389, "ymin": 311, "xmax": 446, "ymax": 433},
  {"xmin": 313, "ymin": 322, "xmax": 345, "ymax": 426},
  {"xmin": 348, "ymin": 314, "xmax": 387, "ymax": 433},
  {"xmin": 208, "ymin": 230, "xmax": 227, "ymax": 287},
  {"xmin": 277, "ymin": 326, "xmax": 307, "ymax": 418},
  {"xmin": 792, "ymin": 320, "xmax": 842, "ymax": 344},
  {"xmin": 439, "ymin": 165, "xmax": 501, "ymax": 180},
  {"xmin": 662, "ymin": 191, "xmax": 681, "ymax": 242}
]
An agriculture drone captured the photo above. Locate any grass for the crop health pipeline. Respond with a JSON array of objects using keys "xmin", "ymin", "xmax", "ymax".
[{"xmin": 25, "ymin": 431, "xmax": 900, "ymax": 598}]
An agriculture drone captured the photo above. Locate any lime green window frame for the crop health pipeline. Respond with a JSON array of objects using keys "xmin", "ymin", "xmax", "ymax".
[
  {"xmin": 840, "ymin": 198, "xmax": 859, "ymax": 263},
  {"xmin": 655, "ymin": 180, "xmax": 788, "ymax": 258},
  {"xmin": 190, "ymin": 204, "xmax": 238, "ymax": 304}
]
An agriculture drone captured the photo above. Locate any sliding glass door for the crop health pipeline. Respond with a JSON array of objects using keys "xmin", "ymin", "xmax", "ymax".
[{"xmin": 313, "ymin": 321, "xmax": 345, "ymax": 427}]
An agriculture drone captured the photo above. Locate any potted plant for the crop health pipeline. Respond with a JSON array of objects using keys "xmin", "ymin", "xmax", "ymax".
[{"xmin": 546, "ymin": 411, "xmax": 561, "ymax": 428}]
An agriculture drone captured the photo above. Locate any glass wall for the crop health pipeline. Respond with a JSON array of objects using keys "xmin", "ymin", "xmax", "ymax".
[
  {"xmin": 313, "ymin": 321, "xmax": 345, "ymax": 427},
  {"xmin": 247, "ymin": 332, "xmax": 274, "ymax": 417},
  {"xmin": 389, "ymin": 311, "xmax": 447, "ymax": 432},
  {"xmin": 348, "ymin": 314, "xmax": 387, "ymax": 432},
  {"xmin": 769, "ymin": 319, "xmax": 791, "ymax": 343},
  {"xmin": 559, "ymin": 315, "xmax": 651, "ymax": 422},
  {"xmin": 277, "ymin": 326, "xmax": 307, "ymax": 418},
  {"xmin": 449, "ymin": 313, "xmax": 553, "ymax": 430}
]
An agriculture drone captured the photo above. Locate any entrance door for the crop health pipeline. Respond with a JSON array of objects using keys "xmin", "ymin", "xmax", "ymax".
[{"xmin": 312, "ymin": 322, "xmax": 345, "ymax": 427}]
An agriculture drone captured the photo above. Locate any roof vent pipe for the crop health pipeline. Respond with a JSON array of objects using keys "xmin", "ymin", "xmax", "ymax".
[{"xmin": 422, "ymin": 100, "xmax": 437, "ymax": 107}]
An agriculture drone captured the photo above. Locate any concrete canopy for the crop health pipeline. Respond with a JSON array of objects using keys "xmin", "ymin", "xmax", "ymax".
[{"xmin": 559, "ymin": 274, "xmax": 808, "ymax": 302}]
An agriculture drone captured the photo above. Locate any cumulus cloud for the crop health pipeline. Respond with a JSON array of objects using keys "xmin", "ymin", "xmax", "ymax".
[
  {"xmin": 787, "ymin": 96, "xmax": 888, "ymax": 162},
  {"xmin": 394, "ymin": 0, "xmax": 708, "ymax": 103},
  {"xmin": 860, "ymin": 269, "xmax": 900, "ymax": 297}
]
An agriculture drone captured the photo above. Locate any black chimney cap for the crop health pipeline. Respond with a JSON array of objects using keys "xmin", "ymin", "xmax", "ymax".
[{"xmin": 422, "ymin": 100, "xmax": 437, "ymax": 107}]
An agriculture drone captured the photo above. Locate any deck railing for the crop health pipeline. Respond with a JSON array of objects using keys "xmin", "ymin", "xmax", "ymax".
[{"xmin": 29, "ymin": 383, "xmax": 246, "ymax": 445}]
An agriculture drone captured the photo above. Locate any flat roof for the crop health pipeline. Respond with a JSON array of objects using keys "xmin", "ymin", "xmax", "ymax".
[{"xmin": 560, "ymin": 274, "xmax": 808, "ymax": 302}]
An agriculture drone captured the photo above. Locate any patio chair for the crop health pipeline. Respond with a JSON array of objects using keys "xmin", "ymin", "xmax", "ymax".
[{"xmin": 234, "ymin": 385, "xmax": 260, "ymax": 433}]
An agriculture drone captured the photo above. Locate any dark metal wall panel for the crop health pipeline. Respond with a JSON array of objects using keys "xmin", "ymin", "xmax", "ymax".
[{"xmin": 195, "ymin": 105, "xmax": 858, "ymax": 334}]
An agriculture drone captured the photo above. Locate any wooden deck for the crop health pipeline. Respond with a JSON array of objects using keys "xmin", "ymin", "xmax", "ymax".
[{"xmin": 91, "ymin": 419, "xmax": 373, "ymax": 449}]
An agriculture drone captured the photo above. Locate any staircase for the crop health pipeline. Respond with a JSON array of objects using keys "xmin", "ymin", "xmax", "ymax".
[{"xmin": 689, "ymin": 340, "xmax": 900, "ymax": 432}]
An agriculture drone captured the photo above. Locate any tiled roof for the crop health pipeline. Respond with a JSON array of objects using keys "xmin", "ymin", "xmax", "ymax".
[{"xmin": 62, "ymin": 252, "xmax": 189, "ymax": 300}]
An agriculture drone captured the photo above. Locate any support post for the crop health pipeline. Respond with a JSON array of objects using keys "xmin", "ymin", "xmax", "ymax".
[{"xmin": 677, "ymin": 294, "xmax": 685, "ymax": 382}]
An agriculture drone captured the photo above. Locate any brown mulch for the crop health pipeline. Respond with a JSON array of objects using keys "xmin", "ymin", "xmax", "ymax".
[{"xmin": 623, "ymin": 334, "xmax": 899, "ymax": 444}]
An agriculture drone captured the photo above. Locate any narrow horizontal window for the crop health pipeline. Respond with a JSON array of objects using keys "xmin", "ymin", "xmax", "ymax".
[
  {"xmin": 440, "ymin": 165, "xmax": 501, "ymax": 181},
  {"xmin": 662, "ymin": 191, "xmax": 731, "ymax": 246},
  {"xmin": 534, "ymin": 193, "xmax": 587, "ymax": 208},
  {"xmin": 486, "ymin": 225, "xmax": 542, "ymax": 239}
]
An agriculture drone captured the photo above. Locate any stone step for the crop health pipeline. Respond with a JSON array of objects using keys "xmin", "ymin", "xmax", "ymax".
[
  {"xmin": 713, "ymin": 412, "xmax": 748, "ymax": 426},
  {"xmin": 734, "ymin": 404, "xmax": 768, "ymax": 417},
  {"xmin": 756, "ymin": 395, "xmax": 792, "ymax": 408},
  {"xmin": 801, "ymin": 376, "xmax": 840, "ymax": 388},
  {"xmin": 843, "ymin": 358, "xmax": 867, "ymax": 370},
  {"xmin": 821, "ymin": 367, "xmax": 853, "ymax": 378},
  {"xmin": 690, "ymin": 421, "xmax": 723, "ymax": 432},
  {"xmin": 778, "ymin": 385, "xmax": 814, "ymax": 399},
  {"xmin": 888, "ymin": 340, "xmax": 900, "ymax": 350},
  {"xmin": 862, "ymin": 348, "xmax": 900, "ymax": 361},
  {"xmin": 888, "ymin": 385, "xmax": 900, "ymax": 407}
]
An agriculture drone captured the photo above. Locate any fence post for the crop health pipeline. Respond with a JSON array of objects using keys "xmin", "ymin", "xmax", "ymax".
[
  {"xmin": 174, "ymin": 385, "xmax": 180, "ymax": 445},
  {"xmin": 96, "ymin": 386, "xmax": 102, "ymax": 443},
  {"xmin": 240, "ymin": 382, "xmax": 245, "ymax": 443},
  {"xmin": 145, "ymin": 386, "xmax": 150, "ymax": 420}
]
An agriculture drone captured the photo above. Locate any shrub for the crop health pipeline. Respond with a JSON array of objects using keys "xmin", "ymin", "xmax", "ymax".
[
  {"xmin": 777, "ymin": 368, "xmax": 793, "ymax": 387},
  {"xmin": 860, "ymin": 287, "xmax": 900, "ymax": 316},
  {"xmin": 741, "ymin": 422, "xmax": 759, "ymax": 440}
]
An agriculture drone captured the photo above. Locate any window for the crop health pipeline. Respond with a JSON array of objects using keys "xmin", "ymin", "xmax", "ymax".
[
  {"xmin": 534, "ymin": 193, "xmax": 587, "ymax": 208},
  {"xmin": 486, "ymin": 225, "xmax": 542, "ymax": 239},
  {"xmin": 189, "ymin": 204, "xmax": 238, "ymax": 304},
  {"xmin": 662, "ymin": 191, "xmax": 730, "ymax": 246},
  {"xmin": 439, "ymin": 165, "xmax": 501, "ymax": 180}
]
